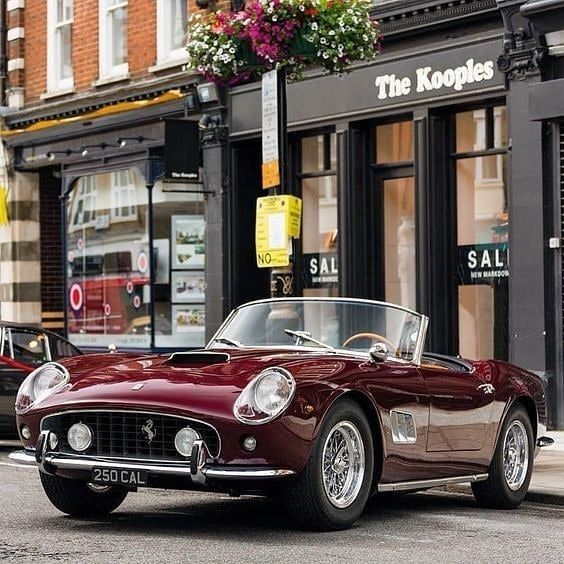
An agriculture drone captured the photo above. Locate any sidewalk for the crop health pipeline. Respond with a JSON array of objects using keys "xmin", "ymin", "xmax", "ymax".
[{"xmin": 527, "ymin": 430, "xmax": 564, "ymax": 505}]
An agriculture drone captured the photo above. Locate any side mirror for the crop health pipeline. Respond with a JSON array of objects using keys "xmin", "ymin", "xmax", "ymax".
[{"xmin": 369, "ymin": 342, "xmax": 388, "ymax": 363}]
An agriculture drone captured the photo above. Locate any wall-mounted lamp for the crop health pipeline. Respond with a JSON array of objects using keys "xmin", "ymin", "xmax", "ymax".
[
  {"xmin": 196, "ymin": 82, "xmax": 220, "ymax": 104},
  {"xmin": 80, "ymin": 142, "xmax": 119, "ymax": 157},
  {"xmin": 116, "ymin": 136, "xmax": 156, "ymax": 148},
  {"xmin": 46, "ymin": 149, "xmax": 81, "ymax": 161}
]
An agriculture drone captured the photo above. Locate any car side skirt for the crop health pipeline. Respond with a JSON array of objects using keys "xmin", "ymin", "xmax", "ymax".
[{"xmin": 377, "ymin": 473, "xmax": 489, "ymax": 493}]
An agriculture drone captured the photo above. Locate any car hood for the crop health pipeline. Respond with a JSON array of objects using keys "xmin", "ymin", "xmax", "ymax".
[{"xmin": 35, "ymin": 349, "xmax": 356, "ymax": 420}]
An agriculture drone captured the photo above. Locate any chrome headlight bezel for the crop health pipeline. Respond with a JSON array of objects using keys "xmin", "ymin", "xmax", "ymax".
[
  {"xmin": 233, "ymin": 367, "xmax": 296, "ymax": 425},
  {"xmin": 15, "ymin": 362, "xmax": 70, "ymax": 415}
]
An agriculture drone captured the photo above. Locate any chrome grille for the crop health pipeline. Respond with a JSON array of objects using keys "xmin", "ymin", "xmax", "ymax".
[{"xmin": 41, "ymin": 411, "xmax": 220, "ymax": 461}]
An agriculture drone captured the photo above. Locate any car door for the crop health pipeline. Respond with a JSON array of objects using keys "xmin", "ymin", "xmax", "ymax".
[
  {"xmin": 0, "ymin": 327, "xmax": 35, "ymax": 436},
  {"xmin": 418, "ymin": 360, "xmax": 495, "ymax": 451}
]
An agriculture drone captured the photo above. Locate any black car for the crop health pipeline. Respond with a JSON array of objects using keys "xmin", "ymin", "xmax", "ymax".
[{"xmin": 0, "ymin": 322, "xmax": 82, "ymax": 438}]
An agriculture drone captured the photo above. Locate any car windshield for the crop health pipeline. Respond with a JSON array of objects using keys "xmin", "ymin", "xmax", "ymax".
[{"xmin": 209, "ymin": 299, "xmax": 427, "ymax": 363}]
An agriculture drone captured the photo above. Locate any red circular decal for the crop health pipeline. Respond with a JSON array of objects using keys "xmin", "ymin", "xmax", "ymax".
[
  {"xmin": 77, "ymin": 238, "xmax": 84, "ymax": 251},
  {"xmin": 126, "ymin": 281, "xmax": 134, "ymax": 295},
  {"xmin": 69, "ymin": 283, "xmax": 83, "ymax": 312},
  {"xmin": 132, "ymin": 295, "xmax": 141, "ymax": 309},
  {"xmin": 104, "ymin": 303, "xmax": 111, "ymax": 317},
  {"xmin": 67, "ymin": 250, "xmax": 75, "ymax": 263},
  {"xmin": 137, "ymin": 251, "xmax": 148, "ymax": 274}
]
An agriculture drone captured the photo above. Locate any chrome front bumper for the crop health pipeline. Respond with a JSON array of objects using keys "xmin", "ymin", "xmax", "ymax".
[{"xmin": 11, "ymin": 431, "xmax": 295, "ymax": 486}]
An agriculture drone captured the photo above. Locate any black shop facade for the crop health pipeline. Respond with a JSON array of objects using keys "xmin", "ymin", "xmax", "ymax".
[{"xmin": 225, "ymin": 29, "xmax": 557, "ymax": 426}]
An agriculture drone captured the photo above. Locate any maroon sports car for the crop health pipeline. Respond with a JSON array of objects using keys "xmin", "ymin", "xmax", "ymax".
[{"xmin": 12, "ymin": 298, "xmax": 551, "ymax": 530}]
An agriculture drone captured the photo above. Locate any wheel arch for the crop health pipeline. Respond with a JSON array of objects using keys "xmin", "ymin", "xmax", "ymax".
[
  {"xmin": 510, "ymin": 395, "xmax": 538, "ymax": 442},
  {"xmin": 329, "ymin": 390, "xmax": 385, "ymax": 485}
]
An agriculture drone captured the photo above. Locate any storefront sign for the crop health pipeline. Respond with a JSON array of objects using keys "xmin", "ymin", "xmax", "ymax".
[
  {"xmin": 458, "ymin": 243, "xmax": 508, "ymax": 285},
  {"xmin": 261, "ymin": 70, "xmax": 280, "ymax": 189},
  {"xmin": 256, "ymin": 195, "xmax": 302, "ymax": 268},
  {"xmin": 303, "ymin": 252, "xmax": 339, "ymax": 288},
  {"xmin": 164, "ymin": 119, "xmax": 200, "ymax": 182},
  {"xmin": 374, "ymin": 59, "xmax": 495, "ymax": 101},
  {"xmin": 231, "ymin": 39, "xmax": 506, "ymax": 133}
]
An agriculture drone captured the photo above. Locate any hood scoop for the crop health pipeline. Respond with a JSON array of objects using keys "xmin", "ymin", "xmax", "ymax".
[{"xmin": 165, "ymin": 351, "xmax": 230, "ymax": 366}]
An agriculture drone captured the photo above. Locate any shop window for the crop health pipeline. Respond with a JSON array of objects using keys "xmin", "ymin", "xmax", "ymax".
[
  {"xmin": 66, "ymin": 169, "xmax": 150, "ymax": 349},
  {"xmin": 454, "ymin": 105, "xmax": 508, "ymax": 360},
  {"xmin": 156, "ymin": 0, "xmax": 188, "ymax": 65},
  {"xmin": 376, "ymin": 121, "xmax": 413, "ymax": 164},
  {"xmin": 99, "ymin": 0, "xmax": 128, "ymax": 78},
  {"xmin": 373, "ymin": 120, "xmax": 416, "ymax": 311},
  {"xmin": 299, "ymin": 134, "xmax": 338, "ymax": 297},
  {"xmin": 152, "ymin": 186, "xmax": 205, "ymax": 348},
  {"xmin": 47, "ymin": 0, "xmax": 73, "ymax": 92}
]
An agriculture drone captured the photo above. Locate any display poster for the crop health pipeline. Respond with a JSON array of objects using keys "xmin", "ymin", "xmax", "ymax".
[
  {"xmin": 457, "ymin": 243, "xmax": 509, "ymax": 285},
  {"xmin": 172, "ymin": 215, "xmax": 205, "ymax": 269},
  {"xmin": 172, "ymin": 304, "xmax": 206, "ymax": 346},
  {"xmin": 172, "ymin": 271, "xmax": 205, "ymax": 303}
]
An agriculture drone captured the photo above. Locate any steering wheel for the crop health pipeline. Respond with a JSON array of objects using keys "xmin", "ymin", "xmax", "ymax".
[{"xmin": 342, "ymin": 332, "xmax": 396, "ymax": 353}]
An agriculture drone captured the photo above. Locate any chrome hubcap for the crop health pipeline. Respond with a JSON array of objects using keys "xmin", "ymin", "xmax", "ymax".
[
  {"xmin": 322, "ymin": 420, "xmax": 365, "ymax": 508},
  {"xmin": 503, "ymin": 420, "xmax": 529, "ymax": 491}
]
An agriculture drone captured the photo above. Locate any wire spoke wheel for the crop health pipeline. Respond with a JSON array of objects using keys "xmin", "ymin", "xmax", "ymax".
[
  {"xmin": 503, "ymin": 420, "xmax": 529, "ymax": 491},
  {"xmin": 321, "ymin": 420, "xmax": 365, "ymax": 508}
]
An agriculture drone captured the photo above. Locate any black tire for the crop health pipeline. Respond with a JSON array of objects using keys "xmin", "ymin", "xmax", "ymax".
[
  {"xmin": 39, "ymin": 472, "xmax": 128, "ymax": 517},
  {"xmin": 280, "ymin": 399, "xmax": 374, "ymax": 531},
  {"xmin": 472, "ymin": 404, "xmax": 534, "ymax": 509}
]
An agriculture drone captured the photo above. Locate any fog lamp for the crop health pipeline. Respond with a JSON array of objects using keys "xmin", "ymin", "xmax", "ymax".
[
  {"xmin": 20, "ymin": 426, "xmax": 31, "ymax": 440},
  {"xmin": 242, "ymin": 435, "xmax": 257, "ymax": 452},
  {"xmin": 174, "ymin": 427, "xmax": 201, "ymax": 457},
  {"xmin": 67, "ymin": 423, "xmax": 92, "ymax": 452}
]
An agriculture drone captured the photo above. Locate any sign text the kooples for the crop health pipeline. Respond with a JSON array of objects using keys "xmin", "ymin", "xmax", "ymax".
[{"xmin": 375, "ymin": 58, "xmax": 495, "ymax": 100}]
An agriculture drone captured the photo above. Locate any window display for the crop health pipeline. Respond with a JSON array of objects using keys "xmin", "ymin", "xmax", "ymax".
[{"xmin": 66, "ymin": 169, "xmax": 150, "ymax": 348}]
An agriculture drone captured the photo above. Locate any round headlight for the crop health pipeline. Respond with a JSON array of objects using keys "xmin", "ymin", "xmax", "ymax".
[
  {"xmin": 255, "ymin": 371, "xmax": 294, "ymax": 415},
  {"xmin": 174, "ymin": 427, "xmax": 201, "ymax": 457},
  {"xmin": 67, "ymin": 423, "xmax": 92, "ymax": 452},
  {"xmin": 16, "ymin": 363, "xmax": 70, "ymax": 414},
  {"xmin": 234, "ymin": 367, "xmax": 295, "ymax": 425}
]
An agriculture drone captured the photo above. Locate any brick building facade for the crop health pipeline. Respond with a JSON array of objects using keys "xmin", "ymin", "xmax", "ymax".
[{"xmin": 0, "ymin": 0, "xmax": 227, "ymax": 335}]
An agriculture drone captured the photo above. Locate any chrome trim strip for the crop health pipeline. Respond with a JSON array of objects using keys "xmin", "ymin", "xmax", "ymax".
[
  {"xmin": 40, "ymin": 409, "xmax": 222, "ymax": 459},
  {"xmin": 377, "ymin": 473, "xmax": 489, "ymax": 493},
  {"xmin": 34, "ymin": 452, "xmax": 296, "ymax": 481}
]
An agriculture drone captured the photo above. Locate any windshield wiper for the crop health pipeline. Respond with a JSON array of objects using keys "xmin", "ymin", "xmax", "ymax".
[
  {"xmin": 212, "ymin": 337, "xmax": 241, "ymax": 347},
  {"xmin": 284, "ymin": 329, "xmax": 335, "ymax": 352}
]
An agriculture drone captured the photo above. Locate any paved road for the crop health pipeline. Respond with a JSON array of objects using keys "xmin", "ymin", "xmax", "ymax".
[{"xmin": 1, "ymin": 446, "xmax": 563, "ymax": 563}]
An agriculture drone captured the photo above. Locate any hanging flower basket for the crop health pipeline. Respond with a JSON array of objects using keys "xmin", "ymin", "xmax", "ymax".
[{"xmin": 186, "ymin": 0, "xmax": 381, "ymax": 84}]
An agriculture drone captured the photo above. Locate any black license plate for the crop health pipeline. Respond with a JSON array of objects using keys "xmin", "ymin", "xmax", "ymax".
[{"xmin": 91, "ymin": 467, "xmax": 148, "ymax": 486}]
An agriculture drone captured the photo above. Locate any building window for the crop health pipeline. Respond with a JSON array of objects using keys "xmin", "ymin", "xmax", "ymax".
[
  {"xmin": 99, "ymin": 0, "xmax": 128, "ymax": 78},
  {"xmin": 66, "ymin": 169, "xmax": 149, "ymax": 349},
  {"xmin": 69, "ymin": 176, "xmax": 97, "ymax": 230},
  {"xmin": 299, "ymin": 133, "xmax": 338, "ymax": 297},
  {"xmin": 454, "ymin": 105, "xmax": 508, "ymax": 361},
  {"xmin": 157, "ymin": 0, "xmax": 188, "ymax": 65},
  {"xmin": 111, "ymin": 170, "xmax": 138, "ymax": 221},
  {"xmin": 47, "ymin": 0, "xmax": 73, "ymax": 92}
]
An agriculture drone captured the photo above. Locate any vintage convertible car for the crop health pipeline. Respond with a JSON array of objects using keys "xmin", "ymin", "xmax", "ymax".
[
  {"xmin": 0, "ymin": 321, "xmax": 82, "ymax": 438},
  {"xmin": 12, "ymin": 298, "xmax": 552, "ymax": 530}
]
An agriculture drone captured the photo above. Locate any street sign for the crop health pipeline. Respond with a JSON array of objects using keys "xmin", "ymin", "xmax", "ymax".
[
  {"xmin": 255, "ymin": 195, "xmax": 302, "ymax": 268},
  {"xmin": 262, "ymin": 70, "xmax": 280, "ymax": 189}
]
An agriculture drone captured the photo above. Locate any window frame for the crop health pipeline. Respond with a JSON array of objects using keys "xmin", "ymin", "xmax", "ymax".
[
  {"xmin": 46, "ymin": 0, "xmax": 74, "ymax": 92},
  {"xmin": 99, "ymin": 0, "xmax": 129, "ymax": 79},
  {"xmin": 156, "ymin": 0, "xmax": 188, "ymax": 66}
]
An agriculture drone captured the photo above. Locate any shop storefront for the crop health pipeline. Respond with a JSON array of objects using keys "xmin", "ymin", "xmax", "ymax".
[
  {"xmin": 5, "ymin": 92, "xmax": 212, "ymax": 353},
  {"xmin": 226, "ymin": 10, "xmax": 558, "ymax": 426}
]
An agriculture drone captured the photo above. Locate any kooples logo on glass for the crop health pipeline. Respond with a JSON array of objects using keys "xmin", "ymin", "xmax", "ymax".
[{"xmin": 374, "ymin": 58, "xmax": 495, "ymax": 100}]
